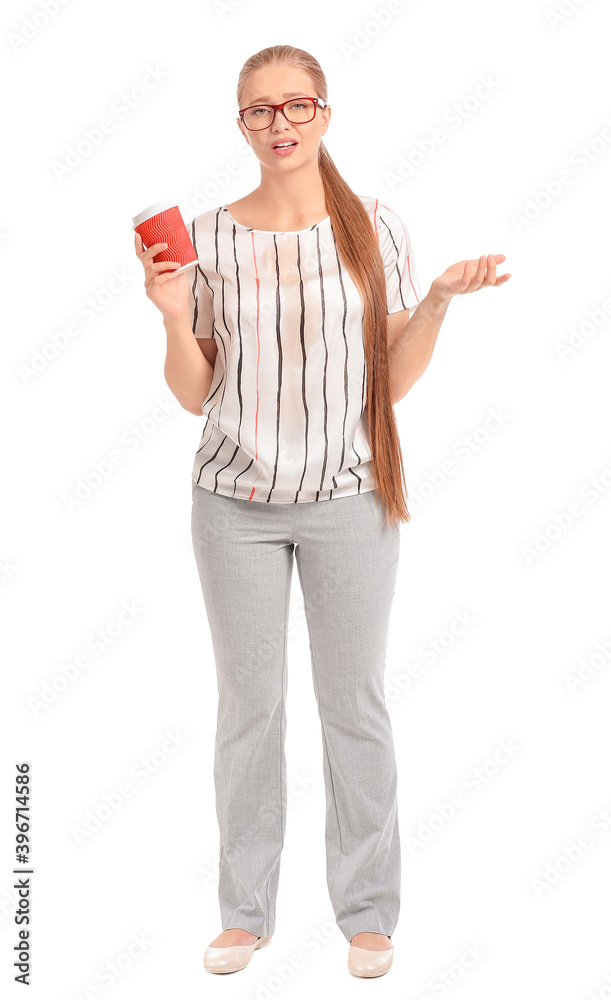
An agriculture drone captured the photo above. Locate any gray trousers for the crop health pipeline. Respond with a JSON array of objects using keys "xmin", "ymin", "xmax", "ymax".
[{"xmin": 190, "ymin": 480, "xmax": 402, "ymax": 944}]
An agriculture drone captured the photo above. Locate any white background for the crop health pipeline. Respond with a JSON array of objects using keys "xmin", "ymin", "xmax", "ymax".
[{"xmin": 3, "ymin": 0, "xmax": 611, "ymax": 996}]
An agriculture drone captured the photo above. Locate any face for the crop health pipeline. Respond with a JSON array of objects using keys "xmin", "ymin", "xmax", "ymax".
[{"xmin": 237, "ymin": 64, "xmax": 331, "ymax": 170}]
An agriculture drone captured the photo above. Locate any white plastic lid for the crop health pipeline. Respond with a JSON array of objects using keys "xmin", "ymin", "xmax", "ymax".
[{"xmin": 132, "ymin": 200, "xmax": 177, "ymax": 228}]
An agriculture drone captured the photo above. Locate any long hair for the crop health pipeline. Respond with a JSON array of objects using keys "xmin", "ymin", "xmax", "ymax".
[{"xmin": 237, "ymin": 45, "xmax": 411, "ymax": 528}]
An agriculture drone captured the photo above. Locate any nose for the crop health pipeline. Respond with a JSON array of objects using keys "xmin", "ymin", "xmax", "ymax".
[{"xmin": 270, "ymin": 108, "xmax": 292, "ymax": 130}]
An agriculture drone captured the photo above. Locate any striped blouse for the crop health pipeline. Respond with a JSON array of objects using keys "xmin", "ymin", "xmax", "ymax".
[{"xmin": 187, "ymin": 195, "xmax": 421, "ymax": 504}]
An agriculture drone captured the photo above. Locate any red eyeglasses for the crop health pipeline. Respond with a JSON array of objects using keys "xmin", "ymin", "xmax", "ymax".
[{"xmin": 238, "ymin": 96, "xmax": 328, "ymax": 131}]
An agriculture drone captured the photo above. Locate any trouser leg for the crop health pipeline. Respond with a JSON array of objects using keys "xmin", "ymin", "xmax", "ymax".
[
  {"xmin": 191, "ymin": 483, "xmax": 293, "ymax": 938},
  {"xmin": 293, "ymin": 490, "xmax": 401, "ymax": 944}
]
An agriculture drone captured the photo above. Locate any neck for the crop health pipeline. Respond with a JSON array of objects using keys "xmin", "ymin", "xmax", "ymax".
[{"xmin": 255, "ymin": 158, "xmax": 327, "ymax": 217}]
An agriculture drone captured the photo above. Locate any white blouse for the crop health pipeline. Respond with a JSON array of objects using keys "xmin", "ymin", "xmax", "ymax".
[{"xmin": 187, "ymin": 195, "xmax": 421, "ymax": 504}]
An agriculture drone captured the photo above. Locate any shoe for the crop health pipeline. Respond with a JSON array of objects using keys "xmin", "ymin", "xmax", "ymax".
[
  {"xmin": 348, "ymin": 935, "xmax": 394, "ymax": 978},
  {"xmin": 203, "ymin": 934, "xmax": 272, "ymax": 974}
]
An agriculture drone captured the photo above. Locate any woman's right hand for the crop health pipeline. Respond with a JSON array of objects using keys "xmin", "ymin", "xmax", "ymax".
[{"xmin": 134, "ymin": 232, "xmax": 191, "ymax": 323}]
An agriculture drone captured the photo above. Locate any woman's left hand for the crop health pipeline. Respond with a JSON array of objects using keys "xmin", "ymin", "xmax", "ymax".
[{"xmin": 431, "ymin": 254, "xmax": 511, "ymax": 304}]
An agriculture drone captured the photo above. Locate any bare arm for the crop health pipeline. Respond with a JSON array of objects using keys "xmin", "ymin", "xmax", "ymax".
[
  {"xmin": 387, "ymin": 291, "xmax": 450, "ymax": 404},
  {"xmin": 163, "ymin": 314, "xmax": 215, "ymax": 415},
  {"xmin": 134, "ymin": 232, "xmax": 216, "ymax": 415}
]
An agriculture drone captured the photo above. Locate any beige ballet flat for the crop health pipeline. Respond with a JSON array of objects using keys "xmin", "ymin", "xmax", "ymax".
[
  {"xmin": 204, "ymin": 934, "xmax": 272, "ymax": 974},
  {"xmin": 348, "ymin": 936, "xmax": 394, "ymax": 978}
]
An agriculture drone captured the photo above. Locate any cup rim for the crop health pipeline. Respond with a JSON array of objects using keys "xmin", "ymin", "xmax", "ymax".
[{"xmin": 132, "ymin": 200, "xmax": 178, "ymax": 228}]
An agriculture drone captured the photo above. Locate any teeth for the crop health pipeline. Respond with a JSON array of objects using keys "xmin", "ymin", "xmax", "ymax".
[{"xmin": 275, "ymin": 142, "xmax": 295, "ymax": 148}]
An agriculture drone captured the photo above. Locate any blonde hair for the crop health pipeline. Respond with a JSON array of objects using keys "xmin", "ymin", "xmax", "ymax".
[{"xmin": 237, "ymin": 44, "xmax": 411, "ymax": 527}]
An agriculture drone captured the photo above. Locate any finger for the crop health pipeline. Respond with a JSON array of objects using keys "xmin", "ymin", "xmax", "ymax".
[
  {"xmin": 484, "ymin": 253, "xmax": 497, "ymax": 284},
  {"xmin": 134, "ymin": 233, "xmax": 153, "ymax": 251},
  {"xmin": 140, "ymin": 246, "xmax": 170, "ymax": 270},
  {"xmin": 146, "ymin": 267, "xmax": 185, "ymax": 288},
  {"xmin": 150, "ymin": 260, "xmax": 181, "ymax": 272},
  {"xmin": 464, "ymin": 257, "xmax": 485, "ymax": 285},
  {"xmin": 144, "ymin": 242, "xmax": 169, "ymax": 256},
  {"xmin": 138, "ymin": 238, "xmax": 169, "ymax": 257},
  {"xmin": 458, "ymin": 262, "xmax": 474, "ymax": 292},
  {"xmin": 157, "ymin": 268, "xmax": 185, "ymax": 282},
  {"xmin": 144, "ymin": 263, "xmax": 184, "ymax": 290},
  {"xmin": 135, "ymin": 234, "xmax": 169, "ymax": 261},
  {"xmin": 463, "ymin": 257, "xmax": 484, "ymax": 290},
  {"xmin": 460, "ymin": 260, "xmax": 472, "ymax": 288},
  {"xmin": 472, "ymin": 255, "xmax": 488, "ymax": 288}
]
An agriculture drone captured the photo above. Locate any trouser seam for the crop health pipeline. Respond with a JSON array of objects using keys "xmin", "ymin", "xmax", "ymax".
[
  {"xmin": 265, "ymin": 541, "xmax": 291, "ymax": 928},
  {"xmin": 295, "ymin": 553, "xmax": 344, "ymax": 903},
  {"xmin": 313, "ymin": 641, "xmax": 343, "ymax": 901}
]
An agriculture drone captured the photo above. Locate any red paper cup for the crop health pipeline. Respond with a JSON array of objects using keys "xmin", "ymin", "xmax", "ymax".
[{"xmin": 132, "ymin": 200, "xmax": 198, "ymax": 275}]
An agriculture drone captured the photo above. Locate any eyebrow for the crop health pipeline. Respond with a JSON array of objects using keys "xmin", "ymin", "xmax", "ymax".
[{"xmin": 247, "ymin": 91, "xmax": 309, "ymax": 104}]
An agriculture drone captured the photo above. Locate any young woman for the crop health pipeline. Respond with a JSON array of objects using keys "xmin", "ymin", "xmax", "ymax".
[{"xmin": 135, "ymin": 44, "xmax": 510, "ymax": 979}]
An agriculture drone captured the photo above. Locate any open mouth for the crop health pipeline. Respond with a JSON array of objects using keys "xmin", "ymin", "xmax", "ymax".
[{"xmin": 273, "ymin": 141, "xmax": 297, "ymax": 149}]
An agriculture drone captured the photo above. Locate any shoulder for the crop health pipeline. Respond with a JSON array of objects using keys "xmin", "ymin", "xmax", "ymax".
[
  {"xmin": 355, "ymin": 194, "xmax": 406, "ymax": 242},
  {"xmin": 186, "ymin": 205, "xmax": 225, "ymax": 233},
  {"xmin": 185, "ymin": 207, "xmax": 226, "ymax": 272}
]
